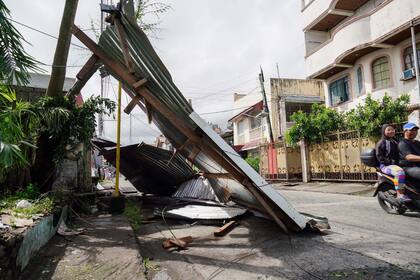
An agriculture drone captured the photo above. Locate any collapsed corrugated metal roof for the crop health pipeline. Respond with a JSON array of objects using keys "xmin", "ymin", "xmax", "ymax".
[
  {"xmin": 94, "ymin": 140, "xmax": 195, "ymax": 195},
  {"xmin": 70, "ymin": 9, "xmax": 328, "ymax": 232}
]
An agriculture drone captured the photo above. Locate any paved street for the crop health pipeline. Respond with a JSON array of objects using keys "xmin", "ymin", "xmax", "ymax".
[{"xmin": 137, "ymin": 189, "xmax": 420, "ymax": 280}]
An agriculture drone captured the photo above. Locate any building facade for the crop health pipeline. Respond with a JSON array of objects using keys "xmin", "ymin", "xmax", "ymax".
[
  {"xmin": 229, "ymin": 78, "xmax": 324, "ymax": 157},
  {"xmin": 302, "ymin": 0, "xmax": 420, "ymax": 122},
  {"xmin": 269, "ymin": 78, "xmax": 324, "ymax": 140}
]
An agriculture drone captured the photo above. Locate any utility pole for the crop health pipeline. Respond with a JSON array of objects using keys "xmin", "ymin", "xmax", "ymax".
[
  {"xmin": 259, "ymin": 67, "xmax": 274, "ymax": 143},
  {"xmin": 411, "ymin": 20, "xmax": 420, "ymax": 102},
  {"xmin": 98, "ymin": 0, "xmax": 104, "ymax": 136},
  {"xmin": 46, "ymin": 0, "xmax": 79, "ymax": 97}
]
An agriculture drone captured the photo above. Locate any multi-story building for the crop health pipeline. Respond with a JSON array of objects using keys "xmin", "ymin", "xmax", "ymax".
[
  {"xmin": 270, "ymin": 78, "xmax": 324, "ymax": 139},
  {"xmin": 229, "ymin": 78, "xmax": 324, "ymax": 157},
  {"xmin": 229, "ymin": 91, "xmax": 268, "ymax": 157},
  {"xmin": 302, "ymin": 0, "xmax": 420, "ymax": 122}
]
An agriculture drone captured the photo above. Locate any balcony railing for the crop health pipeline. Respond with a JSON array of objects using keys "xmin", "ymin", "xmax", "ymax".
[
  {"xmin": 237, "ymin": 134, "xmax": 245, "ymax": 145},
  {"xmin": 249, "ymin": 127, "xmax": 262, "ymax": 141}
]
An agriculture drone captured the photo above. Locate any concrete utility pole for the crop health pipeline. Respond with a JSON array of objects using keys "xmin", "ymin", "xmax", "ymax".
[
  {"xmin": 259, "ymin": 68, "xmax": 274, "ymax": 143},
  {"xmin": 411, "ymin": 20, "xmax": 420, "ymax": 101}
]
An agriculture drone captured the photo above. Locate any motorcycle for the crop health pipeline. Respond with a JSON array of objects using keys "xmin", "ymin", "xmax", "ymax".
[{"xmin": 361, "ymin": 149, "xmax": 420, "ymax": 214}]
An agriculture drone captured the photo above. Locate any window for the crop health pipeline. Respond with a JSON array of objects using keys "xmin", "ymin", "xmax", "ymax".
[
  {"xmin": 356, "ymin": 66, "xmax": 364, "ymax": 95},
  {"xmin": 372, "ymin": 57, "xmax": 391, "ymax": 89},
  {"xmin": 285, "ymin": 103, "xmax": 312, "ymax": 122},
  {"xmin": 403, "ymin": 45, "xmax": 420, "ymax": 70},
  {"xmin": 237, "ymin": 119, "xmax": 246, "ymax": 135},
  {"xmin": 329, "ymin": 76, "xmax": 350, "ymax": 106},
  {"xmin": 249, "ymin": 116, "xmax": 261, "ymax": 129}
]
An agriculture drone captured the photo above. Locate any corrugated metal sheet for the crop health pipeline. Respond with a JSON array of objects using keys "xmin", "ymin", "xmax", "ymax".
[
  {"xmin": 157, "ymin": 205, "xmax": 247, "ymax": 220},
  {"xmin": 172, "ymin": 177, "xmax": 220, "ymax": 202},
  {"xmin": 85, "ymin": 12, "xmax": 325, "ymax": 231},
  {"xmin": 95, "ymin": 139, "xmax": 195, "ymax": 195}
]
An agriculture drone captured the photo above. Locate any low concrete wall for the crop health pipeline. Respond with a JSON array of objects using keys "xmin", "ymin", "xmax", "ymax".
[
  {"xmin": 0, "ymin": 207, "xmax": 67, "ymax": 280},
  {"xmin": 16, "ymin": 206, "xmax": 68, "ymax": 272}
]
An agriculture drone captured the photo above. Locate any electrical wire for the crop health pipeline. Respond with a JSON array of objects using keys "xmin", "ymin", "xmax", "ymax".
[{"xmin": 7, "ymin": 17, "xmax": 89, "ymax": 50}]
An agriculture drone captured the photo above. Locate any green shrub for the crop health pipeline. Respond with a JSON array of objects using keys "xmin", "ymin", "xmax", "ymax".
[
  {"xmin": 285, "ymin": 94, "xmax": 410, "ymax": 145},
  {"xmin": 245, "ymin": 156, "xmax": 260, "ymax": 172}
]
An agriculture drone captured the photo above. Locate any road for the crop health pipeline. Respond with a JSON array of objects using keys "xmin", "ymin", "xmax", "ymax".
[{"xmin": 137, "ymin": 190, "xmax": 420, "ymax": 280}]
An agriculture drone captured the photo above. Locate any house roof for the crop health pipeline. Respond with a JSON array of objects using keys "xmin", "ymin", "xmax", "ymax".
[
  {"xmin": 228, "ymin": 100, "xmax": 263, "ymax": 122},
  {"xmin": 11, "ymin": 72, "xmax": 76, "ymax": 92}
]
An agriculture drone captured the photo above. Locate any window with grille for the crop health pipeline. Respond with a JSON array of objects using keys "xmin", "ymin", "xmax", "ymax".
[
  {"xmin": 372, "ymin": 57, "xmax": 391, "ymax": 89},
  {"xmin": 403, "ymin": 46, "xmax": 420, "ymax": 70},
  {"xmin": 329, "ymin": 76, "xmax": 350, "ymax": 106},
  {"xmin": 285, "ymin": 103, "xmax": 313, "ymax": 122}
]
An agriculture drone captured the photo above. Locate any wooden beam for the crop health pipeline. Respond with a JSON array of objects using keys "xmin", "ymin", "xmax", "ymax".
[
  {"xmin": 202, "ymin": 173, "xmax": 232, "ymax": 180},
  {"xmin": 124, "ymin": 95, "xmax": 140, "ymax": 114},
  {"xmin": 67, "ymin": 54, "xmax": 102, "ymax": 97},
  {"xmin": 145, "ymin": 101, "xmax": 153, "ymax": 123},
  {"xmin": 77, "ymin": 54, "xmax": 99, "ymax": 80},
  {"xmin": 70, "ymin": 25, "xmax": 299, "ymax": 232},
  {"xmin": 124, "ymin": 78, "xmax": 147, "ymax": 114},
  {"xmin": 114, "ymin": 17, "xmax": 135, "ymax": 74},
  {"xmin": 214, "ymin": 221, "xmax": 238, "ymax": 237}
]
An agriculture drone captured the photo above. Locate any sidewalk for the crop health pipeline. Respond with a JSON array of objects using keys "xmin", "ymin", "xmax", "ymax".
[
  {"xmin": 20, "ymin": 214, "xmax": 146, "ymax": 280},
  {"xmin": 272, "ymin": 181, "xmax": 376, "ymax": 196}
]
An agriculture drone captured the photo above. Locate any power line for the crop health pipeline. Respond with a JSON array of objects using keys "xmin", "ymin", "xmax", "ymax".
[
  {"xmin": 198, "ymin": 105, "xmax": 255, "ymax": 116},
  {"xmin": 7, "ymin": 17, "xmax": 89, "ymax": 50}
]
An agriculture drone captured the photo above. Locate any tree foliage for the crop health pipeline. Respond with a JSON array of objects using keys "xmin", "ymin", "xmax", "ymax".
[
  {"xmin": 344, "ymin": 94, "xmax": 410, "ymax": 137},
  {"xmin": 0, "ymin": 83, "xmax": 115, "ymax": 178},
  {"xmin": 0, "ymin": 0, "xmax": 41, "ymax": 85},
  {"xmin": 285, "ymin": 94, "xmax": 410, "ymax": 145},
  {"xmin": 285, "ymin": 103, "xmax": 343, "ymax": 145}
]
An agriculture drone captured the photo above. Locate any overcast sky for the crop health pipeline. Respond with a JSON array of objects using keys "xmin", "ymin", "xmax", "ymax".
[{"xmin": 5, "ymin": 0, "xmax": 305, "ymax": 144}]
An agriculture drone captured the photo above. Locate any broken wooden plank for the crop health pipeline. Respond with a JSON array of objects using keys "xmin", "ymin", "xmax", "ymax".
[
  {"xmin": 124, "ymin": 95, "xmax": 140, "ymax": 114},
  {"xmin": 67, "ymin": 54, "xmax": 102, "ymax": 97},
  {"xmin": 214, "ymin": 221, "xmax": 239, "ymax": 237},
  {"xmin": 162, "ymin": 236, "xmax": 193, "ymax": 250}
]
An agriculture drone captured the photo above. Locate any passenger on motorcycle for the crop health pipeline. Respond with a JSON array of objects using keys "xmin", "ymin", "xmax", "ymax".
[
  {"xmin": 376, "ymin": 124, "xmax": 410, "ymax": 202},
  {"xmin": 398, "ymin": 122, "xmax": 420, "ymax": 185}
]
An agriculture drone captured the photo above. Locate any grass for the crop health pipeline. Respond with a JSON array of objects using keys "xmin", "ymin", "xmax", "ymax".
[
  {"xmin": 123, "ymin": 201, "xmax": 142, "ymax": 232},
  {"xmin": 0, "ymin": 184, "xmax": 54, "ymax": 220},
  {"xmin": 143, "ymin": 257, "xmax": 160, "ymax": 272}
]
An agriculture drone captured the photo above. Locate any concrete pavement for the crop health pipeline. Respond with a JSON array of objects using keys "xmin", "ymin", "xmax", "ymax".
[{"xmin": 135, "ymin": 189, "xmax": 420, "ymax": 280}]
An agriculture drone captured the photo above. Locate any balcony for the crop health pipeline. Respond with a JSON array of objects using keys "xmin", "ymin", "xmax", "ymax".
[
  {"xmin": 306, "ymin": 0, "xmax": 420, "ymax": 79},
  {"xmin": 249, "ymin": 127, "xmax": 262, "ymax": 141},
  {"xmin": 302, "ymin": 0, "xmax": 370, "ymax": 31}
]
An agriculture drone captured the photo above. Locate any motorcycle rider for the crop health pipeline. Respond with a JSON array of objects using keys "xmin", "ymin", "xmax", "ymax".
[
  {"xmin": 376, "ymin": 124, "xmax": 410, "ymax": 202},
  {"xmin": 398, "ymin": 122, "xmax": 420, "ymax": 184}
]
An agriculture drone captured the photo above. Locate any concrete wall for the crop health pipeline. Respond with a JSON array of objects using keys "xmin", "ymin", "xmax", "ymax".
[
  {"xmin": 304, "ymin": 0, "xmax": 420, "ymax": 76},
  {"xmin": 269, "ymin": 78, "xmax": 325, "ymax": 139},
  {"xmin": 324, "ymin": 35, "xmax": 420, "ymax": 123}
]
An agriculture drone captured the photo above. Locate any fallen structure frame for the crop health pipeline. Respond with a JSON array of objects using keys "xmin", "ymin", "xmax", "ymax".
[{"xmin": 68, "ymin": 7, "xmax": 327, "ymax": 233}]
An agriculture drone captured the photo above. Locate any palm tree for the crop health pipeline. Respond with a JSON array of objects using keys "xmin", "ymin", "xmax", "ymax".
[{"xmin": 0, "ymin": 0, "xmax": 41, "ymax": 85}]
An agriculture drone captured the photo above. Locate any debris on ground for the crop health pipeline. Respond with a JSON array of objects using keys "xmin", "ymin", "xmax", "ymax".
[
  {"xmin": 16, "ymin": 200, "xmax": 32, "ymax": 209},
  {"xmin": 214, "ymin": 220, "xmax": 239, "ymax": 237}
]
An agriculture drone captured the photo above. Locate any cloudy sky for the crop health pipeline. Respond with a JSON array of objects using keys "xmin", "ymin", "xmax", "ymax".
[{"xmin": 5, "ymin": 0, "xmax": 306, "ymax": 144}]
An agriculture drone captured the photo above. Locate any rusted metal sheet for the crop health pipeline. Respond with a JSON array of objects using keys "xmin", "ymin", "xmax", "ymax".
[{"xmin": 94, "ymin": 139, "xmax": 195, "ymax": 195}]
